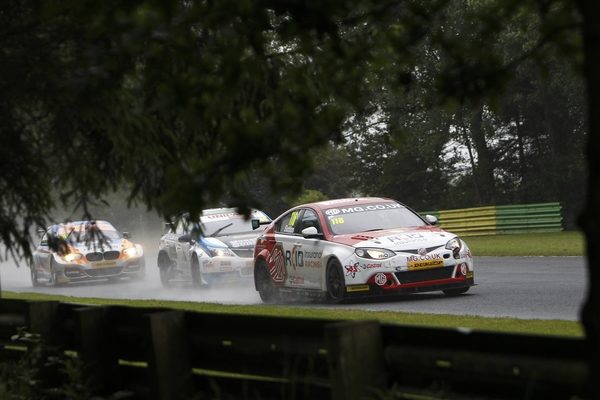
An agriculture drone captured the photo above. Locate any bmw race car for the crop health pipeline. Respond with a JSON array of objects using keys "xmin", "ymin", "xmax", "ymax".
[
  {"xmin": 252, "ymin": 197, "xmax": 474, "ymax": 303},
  {"xmin": 157, "ymin": 208, "xmax": 271, "ymax": 287},
  {"xmin": 29, "ymin": 220, "xmax": 146, "ymax": 286}
]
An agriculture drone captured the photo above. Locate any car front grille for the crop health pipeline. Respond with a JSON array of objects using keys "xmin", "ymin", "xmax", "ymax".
[
  {"xmin": 394, "ymin": 265, "xmax": 454, "ymax": 284},
  {"xmin": 86, "ymin": 250, "xmax": 120, "ymax": 262},
  {"xmin": 231, "ymin": 248, "xmax": 253, "ymax": 258}
]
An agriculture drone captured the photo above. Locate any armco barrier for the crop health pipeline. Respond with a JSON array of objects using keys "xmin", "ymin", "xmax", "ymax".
[
  {"xmin": 420, "ymin": 202, "xmax": 563, "ymax": 236},
  {"xmin": 0, "ymin": 298, "xmax": 590, "ymax": 400}
]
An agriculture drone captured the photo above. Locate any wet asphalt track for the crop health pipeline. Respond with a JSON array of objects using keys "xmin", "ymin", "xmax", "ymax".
[{"xmin": 0, "ymin": 253, "xmax": 586, "ymax": 321}]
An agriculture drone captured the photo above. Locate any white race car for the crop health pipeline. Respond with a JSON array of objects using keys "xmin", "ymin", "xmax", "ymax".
[
  {"xmin": 252, "ymin": 197, "xmax": 474, "ymax": 302},
  {"xmin": 158, "ymin": 208, "xmax": 271, "ymax": 287},
  {"xmin": 29, "ymin": 220, "xmax": 145, "ymax": 286}
]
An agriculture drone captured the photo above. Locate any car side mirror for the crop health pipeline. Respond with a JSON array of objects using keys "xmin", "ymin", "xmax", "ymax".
[
  {"xmin": 425, "ymin": 215, "xmax": 438, "ymax": 225},
  {"xmin": 251, "ymin": 218, "xmax": 271, "ymax": 230},
  {"xmin": 178, "ymin": 234, "xmax": 194, "ymax": 243},
  {"xmin": 301, "ymin": 226, "xmax": 323, "ymax": 238}
]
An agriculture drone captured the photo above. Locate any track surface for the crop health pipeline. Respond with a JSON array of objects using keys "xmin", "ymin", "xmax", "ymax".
[{"xmin": 0, "ymin": 254, "xmax": 586, "ymax": 321}]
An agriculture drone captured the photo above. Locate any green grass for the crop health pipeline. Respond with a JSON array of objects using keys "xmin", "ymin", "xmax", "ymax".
[
  {"xmin": 465, "ymin": 231, "xmax": 585, "ymax": 256},
  {"xmin": 1, "ymin": 291, "xmax": 584, "ymax": 338}
]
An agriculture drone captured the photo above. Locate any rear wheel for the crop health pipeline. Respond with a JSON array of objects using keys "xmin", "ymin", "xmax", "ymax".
[
  {"xmin": 30, "ymin": 266, "xmax": 41, "ymax": 287},
  {"xmin": 158, "ymin": 252, "xmax": 174, "ymax": 287},
  {"xmin": 326, "ymin": 259, "xmax": 346, "ymax": 303},
  {"xmin": 443, "ymin": 287, "xmax": 470, "ymax": 296},
  {"xmin": 255, "ymin": 260, "xmax": 278, "ymax": 303}
]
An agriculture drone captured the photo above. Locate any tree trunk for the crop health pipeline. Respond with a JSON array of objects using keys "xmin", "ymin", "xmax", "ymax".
[
  {"xmin": 470, "ymin": 105, "xmax": 496, "ymax": 204},
  {"xmin": 577, "ymin": 0, "xmax": 600, "ymax": 398}
]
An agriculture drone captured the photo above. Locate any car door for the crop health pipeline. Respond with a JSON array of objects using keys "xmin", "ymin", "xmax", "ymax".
[
  {"xmin": 274, "ymin": 208, "xmax": 324, "ymax": 290},
  {"xmin": 290, "ymin": 208, "xmax": 325, "ymax": 289},
  {"xmin": 34, "ymin": 230, "xmax": 53, "ymax": 272}
]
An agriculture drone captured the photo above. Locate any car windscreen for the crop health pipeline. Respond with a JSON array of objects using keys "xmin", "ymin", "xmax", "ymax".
[
  {"xmin": 200, "ymin": 210, "xmax": 270, "ymax": 237},
  {"xmin": 324, "ymin": 202, "xmax": 426, "ymax": 235},
  {"xmin": 53, "ymin": 221, "xmax": 122, "ymax": 242}
]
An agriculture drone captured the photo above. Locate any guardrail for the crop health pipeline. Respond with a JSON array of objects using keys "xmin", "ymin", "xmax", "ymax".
[
  {"xmin": 420, "ymin": 202, "xmax": 563, "ymax": 236},
  {"xmin": 0, "ymin": 298, "xmax": 589, "ymax": 400}
]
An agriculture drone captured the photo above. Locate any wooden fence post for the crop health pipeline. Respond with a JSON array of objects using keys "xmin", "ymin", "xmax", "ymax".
[
  {"xmin": 325, "ymin": 320, "xmax": 386, "ymax": 400},
  {"xmin": 75, "ymin": 306, "xmax": 118, "ymax": 395},
  {"xmin": 145, "ymin": 310, "xmax": 193, "ymax": 400},
  {"xmin": 27, "ymin": 301, "xmax": 60, "ymax": 345}
]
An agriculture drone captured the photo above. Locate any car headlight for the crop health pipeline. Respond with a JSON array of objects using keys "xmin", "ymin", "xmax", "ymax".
[
  {"xmin": 61, "ymin": 252, "xmax": 83, "ymax": 263},
  {"xmin": 445, "ymin": 237, "xmax": 462, "ymax": 258},
  {"xmin": 207, "ymin": 246, "xmax": 235, "ymax": 257},
  {"xmin": 355, "ymin": 248, "xmax": 396, "ymax": 260},
  {"xmin": 122, "ymin": 246, "xmax": 138, "ymax": 259}
]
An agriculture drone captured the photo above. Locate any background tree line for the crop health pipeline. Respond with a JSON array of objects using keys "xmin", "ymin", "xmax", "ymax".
[{"xmin": 254, "ymin": 2, "xmax": 586, "ymax": 228}]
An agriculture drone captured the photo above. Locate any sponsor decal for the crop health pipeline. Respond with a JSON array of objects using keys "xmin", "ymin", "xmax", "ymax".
[
  {"xmin": 406, "ymin": 253, "xmax": 445, "ymax": 269},
  {"xmin": 386, "ymin": 233, "xmax": 426, "ymax": 244},
  {"xmin": 345, "ymin": 262, "xmax": 360, "ymax": 278},
  {"xmin": 407, "ymin": 253, "xmax": 442, "ymax": 262},
  {"xmin": 325, "ymin": 203, "xmax": 402, "ymax": 216},
  {"xmin": 268, "ymin": 243, "xmax": 286, "ymax": 282},
  {"xmin": 92, "ymin": 260, "xmax": 117, "ymax": 268},
  {"xmin": 362, "ymin": 263, "xmax": 383, "ymax": 269},
  {"xmin": 284, "ymin": 249, "xmax": 322, "ymax": 269},
  {"xmin": 346, "ymin": 284, "xmax": 370, "ymax": 292},
  {"xmin": 220, "ymin": 261, "xmax": 231, "ymax": 266},
  {"xmin": 374, "ymin": 273, "xmax": 387, "ymax": 286},
  {"xmin": 407, "ymin": 258, "xmax": 444, "ymax": 270},
  {"xmin": 467, "ymin": 271, "xmax": 474, "ymax": 279},
  {"xmin": 229, "ymin": 239, "xmax": 255, "ymax": 248},
  {"xmin": 200, "ymin": 213, "xmax": 238, "ymax": 222},
  {"xmin": 460, "ymin": 263, "xmax": 467, "ymax": 275}
]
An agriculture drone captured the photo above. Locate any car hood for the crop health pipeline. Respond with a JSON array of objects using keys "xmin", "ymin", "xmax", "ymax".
[
  {"xmin": 211, "ymin": 231, "xmax": 261, "ymax": 250},
  {"xmin": 330, "ymin": 226, "xmax": 456, "ymax": 252}
]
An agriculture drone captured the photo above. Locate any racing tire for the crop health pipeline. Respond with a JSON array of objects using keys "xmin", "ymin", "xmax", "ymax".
[
  {"xmin": 326, "ymin": 259, "xmax": 346, "ymax": 303},
  {"xmin": 191, "ymin": 256, "xmax": 203, "ymax": 288},
  {"xmin": 49, "ymin": 258, "xmax": 62, "ymax": 287},
  {"xmin": 158, "ymin": 252, "xmax": 174, "ymax": 287},
  {"xmin": 30, "ymin": 266, "xmax": 41, "ymax": 287},
  {"xmin": 443, "ymin": 287, "xmax": 470, "ymax": 296},
  {"xmin": 255, "ymin": 260, "xmax": 278, "ymax": 303}
]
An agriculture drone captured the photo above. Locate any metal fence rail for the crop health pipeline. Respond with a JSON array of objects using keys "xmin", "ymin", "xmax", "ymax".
[
  {"xmin": 420, "ymin": 202, "xmax": 563, "ymax": 236},
  {"xmin": 0, "ymin": 298, "xmax": 589, "ymax": 400}
]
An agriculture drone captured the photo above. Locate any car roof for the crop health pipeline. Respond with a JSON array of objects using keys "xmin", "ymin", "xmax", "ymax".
[{"xmin": 300, "ymin": 197, "xmax": 397, "ymax": 211}]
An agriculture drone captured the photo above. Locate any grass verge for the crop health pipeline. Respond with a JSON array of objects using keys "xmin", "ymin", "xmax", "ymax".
[
  {"xmin": 465, "ymin": 231, "xmax": 585, "ymax": 256},
  {"xmin": 2, "ymin": 291, "xmax": 583, "ymax": 338}
]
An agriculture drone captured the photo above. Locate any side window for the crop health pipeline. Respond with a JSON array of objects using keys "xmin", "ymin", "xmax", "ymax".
[
  {"xmin": 297, "ymin": 209, "xmax": 321, "ymax": 234},
  {"xmin": 40, "ymin": 231, "xmax": 49, "ymax": 246},
  {"xmin": 275, "ymin": 210, "xmax": 301, "ymax": 234},
  {"xmin": 175, "ymin": 220, "xmax": 186, "ymax": 235}
]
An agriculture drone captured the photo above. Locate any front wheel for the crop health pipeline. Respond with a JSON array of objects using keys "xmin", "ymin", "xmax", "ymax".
[
  {"xmin": 30, "ymin": 266, "xmax": 41, "ymax": 287},
  {"xmin": 326, "ymin": 259, "xmax": 346, "ymax": 303},
  {"xmin": 158, "ymin": 252, "xmax": 174, "ymax": 287},
  {"xmin": 49, "ymin": 258, "xmax": 62, "ymax": 287},
  {"xmin": 191, "ymin": 256, "xmax": 204, "ymax": 288},
  {"xmin": 255, "ymin": 260, "xmax": 278, "ymax": 303}
]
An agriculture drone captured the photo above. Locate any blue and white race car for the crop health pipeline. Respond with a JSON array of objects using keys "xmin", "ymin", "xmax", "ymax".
[{"xmin": 157, "ymin": 208, "xmax": 271, "ymax": 287}]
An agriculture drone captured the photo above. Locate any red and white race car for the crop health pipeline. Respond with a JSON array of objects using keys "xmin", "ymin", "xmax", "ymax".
[{"xmin": 252, "ymin": 197, "xmax": 474, "ymax": 303}]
